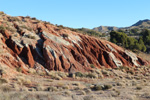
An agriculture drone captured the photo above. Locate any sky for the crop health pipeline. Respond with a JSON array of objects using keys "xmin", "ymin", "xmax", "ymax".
[{"xmin": 1, "ymin": 0, "xmax": 150, "ymax": 29}]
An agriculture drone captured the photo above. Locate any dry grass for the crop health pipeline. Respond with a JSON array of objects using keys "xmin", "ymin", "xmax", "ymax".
[
  {"xmin": 137, "ymin": 52, "xmax": 150, "ymax": 61},
  {"xmin": 0, "ymin": 68, "xmax": 149, "ymax": 100}
]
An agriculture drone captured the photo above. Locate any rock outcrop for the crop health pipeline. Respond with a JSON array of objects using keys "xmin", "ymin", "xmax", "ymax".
[{"xmin": 0, "ymin": 12, "xmax": 149, "ymax": 74}]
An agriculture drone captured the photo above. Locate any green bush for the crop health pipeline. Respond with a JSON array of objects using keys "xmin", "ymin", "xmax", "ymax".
[
  {"xmin": 86, "ymin": 73, "xmax": 96, "ymax": 78},
  {"xmin": 141, "ymin": 29, "xmax": 150, "ymax": 45},
  {"xmin": 110, "ymin": 31, "xmax": 147, "ymax": 52},
  {"xmin": 16, "ymin": 67, "xmax": 22, "ymax": 72},
  {"xmin": 90, "ymin": 64, "xmax": 95, "ymax": 68},
  {"xmin": 75, "ymin": 72, "xmax": 84, "ymax": 77}
]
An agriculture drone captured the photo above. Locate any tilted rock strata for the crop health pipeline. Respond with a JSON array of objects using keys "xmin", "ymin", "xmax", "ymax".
[{"xmin": 0, "ymin": 14, "xmax": 148, "ymax": 73}]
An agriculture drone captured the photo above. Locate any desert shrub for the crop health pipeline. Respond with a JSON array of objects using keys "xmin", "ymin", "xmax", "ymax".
[
  {"xmin": 26, "ymin": 34, "xmax": 36, "ymax": 39},
  {"xmin": 86, "ymin": 73, "xmax": 97, "ymax": 78},
  {"xmin": 0, "ymin": 11, "xmax": 4, "ymax": 15},
  {"xmin": 90, "ymin": 64, "xmax": 95, "ymax": 68},
  {"xmin": 102, "ymin": 84, "xmax": 112, "ymax": 90},
  {"xmin": 26, "ymin": 16, "xmax": 30, "ymax": 18},
  {"xmin": 92, "ymin": 84, "xmax": 112, "ymax": 91},
  {"xmin": 23, "ymin": 79, "xmax": 32, "ymax": 85},
  {"xmin": 136, "ymin": 86, "xmax": 142, "ymax": 90},
  {"xmin": 50, "ymin": 74, "xmax": 62, "ymax": 80},
  {"xmin": 6, "ymin": 27, "xmax": 16, "ymax": 33},
  {"xmin": 79, "ymin": 90, "xmax": 86, "ymax": 95},
  {"xmin": 44, "ymin": 21, "xmax": 51, "ymax": 25},
  {"xmin": 20, "ymin": 25, "xmax": 32, "ymax": 31},
  {"xmin": 102, "ymin": 70, "xmax": 109, "ymax": 76},
  {"xmin": 28, "ymin": 68, "xmax": 36, "ymax": 74},
  {"xmin": 16, "ymin": 67, "xmax": 22, "ymax": 72},
  {"xmin": 16, "ymin": 76, "xmax": 32, "ymax": 85},
  {"xmin": 75, "ymin": 72, "xmax": 84, "ymax": 77},
  {"xmin": 62, "ymin": 85, "xmax": 69, "ymax": 89},
  {"xmin": 0, "ymin": 25, "xmax": 6, "ymax": 32},
  {"xmin": 64, "ymin": 91, "xmax": 72, "ymax": 96},
  {"xmin": 46, "ymin": 86, "xmax": 58, "ymax": 92},
  {"xmin": 62, "ymin": 33, "xmax": 68, "ymax": 38},
  {"xmin": 91, "ymin": 85, "xmax": 102, "ymax": 91},
  {"xmin": 72, "ymin": 82, "xmax": 80, "ymax": 86},
  {"xmin": 118, "ymin": 66, "xmax": 129, "ymax": 71},
  {"xmin": 10, "ymin": 17, "xmax": 20, "ymax": 22},
  {"xmin": 116, "ymin": 82, "xmax": 124, "ymax": 86},
  {"xmin": 111, "ymin": 90, "xmax": 120, "ymax": 97},
  {"xmin": 31, "ymin": 17, "xmax": 36, "ymax": 20},
  {"xmin": 0, "ymin": 78, "xmax": 8, "ymax": 84},
  {"xmin": 35, "ymin": 85, "xmax": 44, "ymax": 91},
  {"xmin": 57, "ymin": 71, "xmax": 67, "ymax": 78},
  {"xmin": 68, "ymin": 73, "xmax": 75, "ymax": 78},
  {"xmin": 30, "ymin": 36, "xmax": 36, "ymax": 39},
  {"xmin": 0, "ymin": 85, "xmax": 11, "ymax": 92},
  {"xmin": 127, "ymin": 70, "xmax": 134, "ymax": 75},
  {"xmin": 37, "ymin": 70, "xmax": 46, "ymax": 76}
]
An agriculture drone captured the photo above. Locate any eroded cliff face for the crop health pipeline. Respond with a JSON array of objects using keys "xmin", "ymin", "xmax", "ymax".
[{"xmin": 0, "ymin": 13, "xmax": 148, "ymax": 74}]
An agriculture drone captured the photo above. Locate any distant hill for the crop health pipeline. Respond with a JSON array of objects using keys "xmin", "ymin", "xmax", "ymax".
[
  {"xmin": 93, "ymin": 19, "xmax": 150, "ymax": 33},
  {"xmin": 93, "ymin": 26, "xmax": 118, "ymax": 33},
  {"xmin": 131, "ymin": 19, "xmax": 150, "ymax": 27}
]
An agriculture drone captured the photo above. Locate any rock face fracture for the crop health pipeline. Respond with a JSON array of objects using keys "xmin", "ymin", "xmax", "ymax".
[{"xmin": 0, "ymin": 13, "xmax": 149, "ymax": 73}]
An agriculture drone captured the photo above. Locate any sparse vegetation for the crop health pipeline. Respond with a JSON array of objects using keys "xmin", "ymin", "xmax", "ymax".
[
  {"xmin": 26, "ymin": 34, "xmax": 36, "ymax": 39},
  {"xmin": 0, "ymin": 25, "xmax": 6, "ymax": 33},
  {"xmin": 91, "ymin": 84, "xmax": 112, "ymax": 91},
  {"xmin": 110, "ymin": 29, "xmax": 150, "ymax": 53},
  {"xmin": 16, "ymin": 67, "xmax": 22, "ymax": 72},
  {"xmin": 91, "ymin": 85, "xmax": 102, "ymax": 91},
  {"xmin": 62, "ymin": 33, "xmax": 68, "ymax": 38},
  {"xmin": 75, "ymin": 72, "xmax": 84, "ymax": 77},
  {"xmin": 90, "ymin": 64, "xmax": 95, "ymax": 68},
  {"xmin": 56, "ymin": 25, "xmax": 103, "ymax": 37},
  {"xmin": 0, "ymin": 85, "xmax": 12, "ymax": 92},
  {"xmin": 0, "ymin": 78, "xmax": 8, "ymax": 84},
  {"xmin": 20, "ymin": 25, "xmax": 32, "ymax": 31},
  {"xmin": 9, "ymin": 17, "xmax": 21, "ymax": 22},
  {"xmin": 0, "ymin": 11, "xmax": 5, "ymax": 15},
  {"xmin": 102, "ymin": 84, "xmax": 112, "ymax": 90},
  {"xmin": 86, "ymin": 73, "xmax": 97, "ymax": 78},
  {"xmin": 0, "ymin": 11, "xmax": 149, "ymax": 100},
  {"xmin": 136, "ymin": 86, "xmax": 142, "ymax": 90}
]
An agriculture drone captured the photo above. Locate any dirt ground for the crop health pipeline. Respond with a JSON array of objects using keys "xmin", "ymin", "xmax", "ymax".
[{"xmin": 0, "ymin": 65, "xmax": 150, "ymax": 100}]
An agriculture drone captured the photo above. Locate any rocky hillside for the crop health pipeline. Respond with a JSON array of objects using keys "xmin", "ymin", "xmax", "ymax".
[
  {"xmin": 0, "ymin": 12, "xmax": 149, "ymax": 75},
  {"xmin": 93, "ymin": 26, "xmax": 118, "ymax": 33},
  {"xmin": 131, "ymin": 19, "xmax": 150, "ymax": 28},
  {"xmin": 93, "ymin": 19, "xmax": 150, "ymax": 33}
]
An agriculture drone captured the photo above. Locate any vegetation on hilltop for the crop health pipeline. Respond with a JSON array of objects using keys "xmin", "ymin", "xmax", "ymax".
[
  {"xmin": 110, "ymin": 29, "xmax": 150, "ymax": 53},
  {"xmin": 57, "ymin": 25, "xmax": 103, "ymax": 37}
]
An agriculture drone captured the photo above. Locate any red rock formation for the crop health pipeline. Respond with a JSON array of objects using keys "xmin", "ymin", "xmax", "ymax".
[
  {"xmin": 20, "ymin": 45, "xmax": 35, "ymax": 68},
  {"xmin": 0, "ymin": 13, "xmax": 149, "ymax": 74}
]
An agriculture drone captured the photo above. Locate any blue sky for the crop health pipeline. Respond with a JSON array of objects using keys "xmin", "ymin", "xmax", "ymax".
[{"xmin": 1, "ymin": 0, "xmax": 150, "ymax": 29}]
